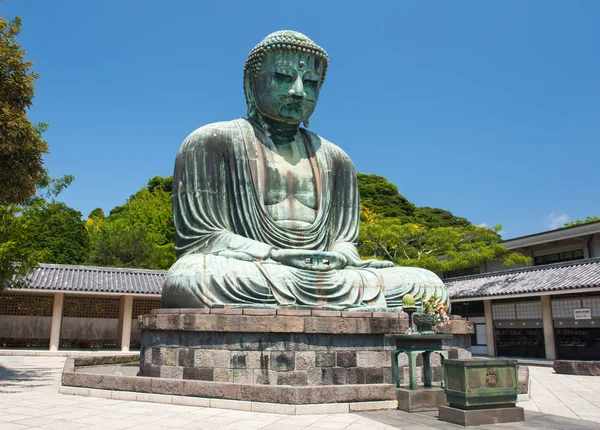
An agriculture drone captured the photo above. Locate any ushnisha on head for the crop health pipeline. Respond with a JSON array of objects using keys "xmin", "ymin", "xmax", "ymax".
[{"xmin": 243, "ymin": 30, "xmax": 329, "ymax": 127}]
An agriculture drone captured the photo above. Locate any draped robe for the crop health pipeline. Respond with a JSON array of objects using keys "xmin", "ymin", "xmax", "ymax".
[{"xmin": 161, "ymin": 119, "xmax": 448, "ymax": 309}]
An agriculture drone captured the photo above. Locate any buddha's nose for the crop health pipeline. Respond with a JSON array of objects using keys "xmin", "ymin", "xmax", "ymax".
[{"xmin": 288, "ymin": 76, "xmax": 306, "ymax": 98}]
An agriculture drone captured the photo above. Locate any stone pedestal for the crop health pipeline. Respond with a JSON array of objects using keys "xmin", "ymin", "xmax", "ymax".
[
  {"xmin": 439, "ymin": 405, "xmax": 525, "ymax": 426},
  {"xmin": 137, "ymin": 308, "xmax": 473, "ymax": 405},
  {"xmin": 396, "ymin": 387, "xmax": 447, "ymax": 412}
]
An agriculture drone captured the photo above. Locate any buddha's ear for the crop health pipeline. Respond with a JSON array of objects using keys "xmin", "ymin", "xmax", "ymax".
[
  {"xmin": 303, "ymin": 118, "xmax": 310, "ymax": 128},
  {"xmin": 243, "ymin": 75, "xmax": 256, "ymax": 119}
]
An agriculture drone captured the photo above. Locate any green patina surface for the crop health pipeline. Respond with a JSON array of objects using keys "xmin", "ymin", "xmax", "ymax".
[
  {"xmin": 160, "ymin": 30, "xmax": 450, "ymax": 310},
  {"xmin": 386, "ymin": 334, "xmax": 453, "ymax": 391},
  {"xmin": 443, "ymin": 359, "xmax": 519, "ymax": 409}
]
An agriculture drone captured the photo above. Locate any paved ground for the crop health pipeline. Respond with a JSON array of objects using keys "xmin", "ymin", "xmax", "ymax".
[
  {"xmin": 1, "ymin": 356, "xmax": 599, "ymax": 429},
  {"xmin": 519, "ymin": 366, "xmax": 600, "ymax": 423}
]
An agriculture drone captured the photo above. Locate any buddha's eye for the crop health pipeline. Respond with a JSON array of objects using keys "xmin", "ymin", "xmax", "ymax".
[
  {"xmin": 303, "ymin": 78, "xmax": 319, "ymax": 87},
  {"xmin": 273, "ymin": 72, "xmax": 293, "ymax": 83},
  {"xmin": 302, "ymin": 72, "xmax": 320, "ymax": 87}
]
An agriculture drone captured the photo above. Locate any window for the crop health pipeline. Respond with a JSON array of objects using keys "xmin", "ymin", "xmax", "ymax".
[{"xmin": 534, "ymin": 249, "xmax": 584, "ymax": 266}]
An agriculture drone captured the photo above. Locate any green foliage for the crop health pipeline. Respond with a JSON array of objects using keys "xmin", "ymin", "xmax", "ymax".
[
  {"xmin": 147, "ymin": 176, "xmax": 173, "ymax": 193},
  {"xmin": 88, "ymin": 178, "xmax": 176, "ymax": 270},
  {"xmin": 356, "ymin": 173, "xmax": 525, "ymax": 273},
  {"xmin": 413, "ymin": 207, "xmax": 470, "ymax": 228},
  {"xmin": 20, "ymin": 202, "xmax": 89, "ymax": 265},
  {"xmin": 0, "ymin": 175, "xmax": 76, "ymax": 289},
  {"xmin": 357, "ymin": 174, "xmax": 470, "ymax": 228},
  {"xmin": 357, "ymin": 174, "xmax": 415, "ymax": 220},
  {"xmin": 0, "ymin": 205, "xmax": 41, "ymax": 289},
  {"xmin": 564, "ymin": 216, "xmax": 600, "ymax": 227},
  {"xmin": 88, "ymin": 208, "xmax": 105, "ymax": 220},
  {"xmin": 358, "ymin": 214, "xmax": 530, "ymax": 273},
  {"xmin": 0, "ymin": 15, "xmax": 49, "ymax": 205}
]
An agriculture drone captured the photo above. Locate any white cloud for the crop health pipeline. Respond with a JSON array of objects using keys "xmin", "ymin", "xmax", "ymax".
[
  {"xmin": 545, "ymin": 212, "xmax": 570, "ymax": 230},
  {"xmin": 478, "ymin": 223, "xmax": 488, "ymax": 228}
]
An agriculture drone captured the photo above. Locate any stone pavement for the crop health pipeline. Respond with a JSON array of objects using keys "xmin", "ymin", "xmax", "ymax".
[
  {"xmin": 518, "ymin": 365, "xmax": 600, "ymax": 423},
  {"xmin": 1, "ymin": 355, "xmax": 600, "ymax": 429}
]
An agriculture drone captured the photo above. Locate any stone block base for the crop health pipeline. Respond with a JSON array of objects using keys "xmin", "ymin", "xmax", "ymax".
[
  {"xmin": 138, "ymin": 310, "xmax": 474, "ymax": 387},
  {"xmin": 438, "ymin": 405, "xmax": 525, "ymax": 426},
  {"xmin": 396, "ymin": 387, "xmax": 447, "ymax": 412}
]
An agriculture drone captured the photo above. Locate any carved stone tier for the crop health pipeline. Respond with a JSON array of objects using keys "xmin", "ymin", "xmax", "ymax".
[{"xmin": 138, "ymin": 309, "xmax": 474, "ymax": 388}]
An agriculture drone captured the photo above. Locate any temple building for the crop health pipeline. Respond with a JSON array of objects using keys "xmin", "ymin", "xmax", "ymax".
[
  {"xmin": 1, "ymin": 222, "xmax": 599, "ymax": 359},
  {"xmin": 445, "ymin": 220, "xmax": 600, "ymax": 360},
  {"xmin": 0, "ymin": 265, "xmax": 162, "ymax": 351}
]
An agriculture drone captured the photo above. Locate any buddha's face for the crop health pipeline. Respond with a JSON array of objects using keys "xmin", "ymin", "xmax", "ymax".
[{"xmin": 251, "ymin": 51, "xmax": 324, "ymax": 124}]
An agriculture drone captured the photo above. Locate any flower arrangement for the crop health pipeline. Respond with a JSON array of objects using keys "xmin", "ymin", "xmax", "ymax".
[{"xmin": 419, "ymin": 293, "xmax": 450, "ymax": 324}]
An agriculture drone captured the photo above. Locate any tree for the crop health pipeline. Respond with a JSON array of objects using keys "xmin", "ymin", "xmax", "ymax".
[
  {"xmin": 0, "ymin": 204, "xmax": 40, "ymax": 289},
  {"xmin": 357, "ymin": 173, "xmax": 470, "ymax": 227},
  {"xmin": 564, "ymin": 216, "xmax": 600, "ymax": 227},
  {"xmin": 0, "ymin": 175, "xmax": 75, "ymax": 289},
  {"xmin": 358, "ymin": 206, "xmax": 530, "ymax": 273},
  {"xmin": 413, "ymin": 207, "xmax": 470, "ymax": 228},
  {"xmin": 147, "ymin": 176, "xmax": 173, "ymax": 193},
  {"xmin": 0, "ymin": 15, "xmax": 49, "ymax": 205},
  {"xmin": 358, "ymin": 173, "xmax": 416, "ymax": 220},
  {"xmin": 20, "ymin": 202, "xmax": 89, "ymax": 265},
  {"xmin": 88, "ymin": 178, "xmax": 176, "ymax": 269}
]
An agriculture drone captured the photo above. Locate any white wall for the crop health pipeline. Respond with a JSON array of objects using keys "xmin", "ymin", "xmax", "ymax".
[
  {"xmin": 0, "ymin": 315, "xmax": 51, "ymax": 338},
  {"xmin": 60, "ymin": 317, "xmax": 119, "ymax": 340}
]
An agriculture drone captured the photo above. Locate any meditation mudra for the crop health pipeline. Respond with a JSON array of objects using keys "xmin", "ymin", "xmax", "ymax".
[{"xmin": 161, "ymin": 30, "xmax": 449, "ymax": 309}]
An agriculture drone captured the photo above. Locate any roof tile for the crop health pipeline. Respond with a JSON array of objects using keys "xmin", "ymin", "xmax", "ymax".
[
  {"xmin": 23, "ymin": 263, "xmax": 166, "ymax": 295},
  {"xmin": 446, "ymin": 258, "xmax": 600, "ymax": 299}
]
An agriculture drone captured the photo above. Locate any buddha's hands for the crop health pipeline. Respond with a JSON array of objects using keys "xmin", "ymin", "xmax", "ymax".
[
  {"xmin": 344, "ymin": 254, "xmax": 395, "ymax": 269},
  {"xmin": 269, "ymin": 249, "xmax": 347, "ymax": 271}
]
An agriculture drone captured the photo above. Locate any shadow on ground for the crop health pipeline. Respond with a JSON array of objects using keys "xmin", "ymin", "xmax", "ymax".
[{"xmin": 0, "ymin": 365, "xmax": 57, "ymax": 393}]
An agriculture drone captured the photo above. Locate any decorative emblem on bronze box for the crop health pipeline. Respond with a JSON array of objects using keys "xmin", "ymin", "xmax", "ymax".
[{"xmin": 485, "ymin": 368, "xmax": 499, "ymax": 387}]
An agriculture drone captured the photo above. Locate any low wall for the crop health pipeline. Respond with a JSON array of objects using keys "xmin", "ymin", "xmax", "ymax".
[
  {"xmin": 0, "ymin": 315, "xmax": 51, "ymax": 347},
  {"xmin": 553, "ymin": 360, "xmax": 600, "ymax": 376},
  {"xmin": 0, "ymin": 315, "xmax": 51, "ymax": 339}
]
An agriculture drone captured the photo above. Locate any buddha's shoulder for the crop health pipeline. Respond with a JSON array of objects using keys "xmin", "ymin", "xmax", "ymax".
[
  {"xmin": 179, "ymin": 119, "xmax": 247, "ymax": 153},
  {"xmin": 303, "ymin": 129, "xmax": 353, "ymax": 164}
]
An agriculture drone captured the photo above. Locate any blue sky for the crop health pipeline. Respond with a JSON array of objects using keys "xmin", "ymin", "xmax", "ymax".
[{"xmin": 2, "ymin": 1, "xmax": 599, "ymax": 239}]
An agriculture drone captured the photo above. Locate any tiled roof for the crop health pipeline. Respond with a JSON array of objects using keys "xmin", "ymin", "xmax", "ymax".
[
  {"xmin": 24, "ymin": 264, "xmax": 166, "ymax": 295},
  {"xmin": 446, "ymin": 258, "xmax": 600, "ymax": 300}
]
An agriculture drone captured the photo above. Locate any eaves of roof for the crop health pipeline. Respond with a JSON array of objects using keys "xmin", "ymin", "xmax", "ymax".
[
  {"xmin": 445, "ymin": 257, "xmax": 600, "ymax": 300},
  {"xmin": 20, "ymin": 263, "xmax": 167, "ymax": 295}
]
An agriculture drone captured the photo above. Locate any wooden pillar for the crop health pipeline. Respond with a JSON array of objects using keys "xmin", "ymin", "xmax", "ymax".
[
  {"xmin": 49, "ymin": 292, "xmax": 64, "ymax": 351},
  {"xmin": 541, "ymin": 295, "xmax": 556, "ymax": 360},
  {"xmin": 484, "ymin": 299, "xmax": 496, "ymax": 357},
  {"xmin": 118, "ymin": 295, "xmax": 134, "ymax": 352}
]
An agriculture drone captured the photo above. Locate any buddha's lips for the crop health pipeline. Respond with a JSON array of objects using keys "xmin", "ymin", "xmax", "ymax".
[{"xmin": 278, "ymin": 96, "xmax": 304, "ymax": 106}]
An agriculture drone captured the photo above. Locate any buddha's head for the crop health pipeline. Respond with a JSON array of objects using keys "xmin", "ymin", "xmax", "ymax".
[{"xmin": 244, "ymin": 30, "xmax": 329, "ymax": 127}]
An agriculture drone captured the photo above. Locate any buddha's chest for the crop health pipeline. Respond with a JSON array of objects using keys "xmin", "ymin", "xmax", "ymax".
[
  {"xmin": 258, "ymin": 143, "xmax": 318, "ymax": 225},
  {"xmin": 261, "ymin": 147, "xmax": 317, "ymax": 206}
]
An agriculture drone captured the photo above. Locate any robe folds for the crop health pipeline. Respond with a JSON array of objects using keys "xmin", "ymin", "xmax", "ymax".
[{"xmin": 161, "ymin": 119, "xmax": 449, "ymax": 309}]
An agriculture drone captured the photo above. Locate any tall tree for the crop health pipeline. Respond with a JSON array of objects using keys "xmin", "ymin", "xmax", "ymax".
[
  {"xmin": 21, "ymin": 202, "xmax": 89, "ymax": 265},
  {"xmin": 0, "ymin": 15, "xmax": 49, "ymax": 205},
  {"xmin": 88, "ymin": 179, "xmax": 175, "ymax": 270},
  {"xmin": 1, "ymin": 175, "xmax": 74, "ymax": 290},
  {"xmin": 358, "ymin": 173, "xmax": 416, "ymax": 220},
  {"xmin": 357, "ymin": 173, "xmax": 470, "ymax": 227}
]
